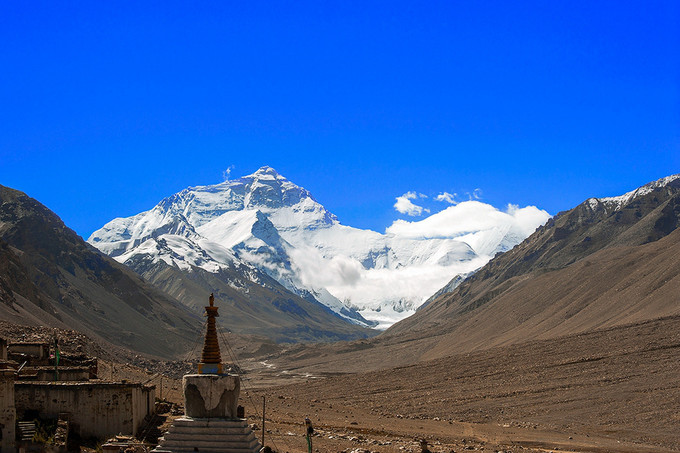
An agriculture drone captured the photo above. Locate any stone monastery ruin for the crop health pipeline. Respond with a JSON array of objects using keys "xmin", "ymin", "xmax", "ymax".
[{"xmin": 0, "ymin": 293, "xmax": 262, "ymax": 452}]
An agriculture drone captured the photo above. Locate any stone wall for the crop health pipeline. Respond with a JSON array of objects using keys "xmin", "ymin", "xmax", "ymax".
[
  {"xmin": 0, "ymin": 370, "xmax": 16, "ymax": 453},
  {"xmin": 15, "ymin": 382, "xmax": 155, "ymax": 439}
]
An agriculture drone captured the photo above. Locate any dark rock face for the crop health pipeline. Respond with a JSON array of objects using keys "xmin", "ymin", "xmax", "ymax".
[
  {"xmin": 651, "ymin": 194, "xmax": 680, "ymax": 240},
  {"xmin": 449, "ymin": 176, "xmax": 680, "ymax": 300}
]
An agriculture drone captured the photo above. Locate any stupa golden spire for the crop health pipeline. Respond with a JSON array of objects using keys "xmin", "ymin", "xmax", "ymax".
[{"xmin": 198, "ymin": 293, "xmax": 223, "ymax": 374}]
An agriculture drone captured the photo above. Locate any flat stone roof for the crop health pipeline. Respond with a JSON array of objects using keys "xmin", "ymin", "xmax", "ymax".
[
  {"xmin": 9, "ymin": 342, "xmax": 49, "ymax": 346},
  {"xmin": 20, "ymin": 366, "xmax": 89, "ymax": 371},
  {"xmin": 15, "ymin": 381, "xmax": 155, "ymax": 389}
]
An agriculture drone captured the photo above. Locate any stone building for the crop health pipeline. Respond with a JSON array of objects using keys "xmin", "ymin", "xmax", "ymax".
[
  {"xmin": 15, "ymin": 381, "xmax": 155, "ymax": 439},
  {"xmin": 0, "ymin": 332, "xmax": 157, "ymax": 447},
  {"xmin": 0, "ymin": 369, "xmax": 16, "ymax": 453},
  {"xmin": 0, "ymin": 339, "xmax": 16, "ymax": 453}
]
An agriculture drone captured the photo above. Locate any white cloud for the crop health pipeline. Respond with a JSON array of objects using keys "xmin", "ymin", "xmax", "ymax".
[
  {"xmin": 394, "ymin": 191, "xmax": 430, "ymax": 216},
  {"xmin": 435, "ymin": 192, "xmax": 457, "ymax": 204},
  {"xmin": 327, "ymin": 258, "xmax": 489, "ymax": 329},
  {"xmin": 289, "ymin": 247, "xmax": 363, "ymax": 288},
  {"xmin": 222, "ymin": 165, "xmax": 235, "ymax": 182},
  {"xmin": 386, "ymin": 200, "xmax": 550, "ymax": 255},
  {"xmin": 467, "ymin": 188, "xmax": 482, "ymax": 200},
  {"xmin": 289, "ymin": 199, "xmax": 550, "ymax": 329},
  {"xmin": 290, "ymin": 243, "xmax": 490, "ymax": 329},
  {"xmin": 504, "ymin": 203, "xmax": 552, "ymax": 237}
]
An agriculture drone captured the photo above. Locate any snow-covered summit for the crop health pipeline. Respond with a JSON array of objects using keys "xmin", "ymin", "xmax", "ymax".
[
  {"xmin": 150, "ymin": 166, "xmax": 338, "ymax": 229},
  {"xmin": 586, "ymin": 174, "xmax": 680, "ymax": 212},
  {"xmin": 89, "ymin": 166, "xmax": 551, "ymax": 328}
]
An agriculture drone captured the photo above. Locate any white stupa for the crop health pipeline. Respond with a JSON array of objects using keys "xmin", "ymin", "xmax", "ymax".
[{"xmin": 153, "ymin": 294, "xmax": 262, "ymax": 453}]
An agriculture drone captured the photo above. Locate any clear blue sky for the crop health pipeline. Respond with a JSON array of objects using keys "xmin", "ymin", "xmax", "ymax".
[{"xmin": 1, "ymin": 1, "xmax": 678, "ymax": 237}]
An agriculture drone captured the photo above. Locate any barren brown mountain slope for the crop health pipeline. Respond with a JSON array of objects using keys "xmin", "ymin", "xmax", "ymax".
[
  {"xmin": 0, "ymin": 184, "xmax": 203, "ymax": 358},
  {"xmin": 409, "ymin": 226, "xmax": 680, "ymax": 361}
]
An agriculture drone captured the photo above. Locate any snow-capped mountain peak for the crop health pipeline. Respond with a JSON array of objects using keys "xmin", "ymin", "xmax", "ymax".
[
  {"xmin": 251, "ymin": 165, "xmax": 280, "ymax": 177},
  {"xmin": 148, "ymin": 166, "xmax": 339, "ymax": 232},
  {"xmin": 89, "ymin": 167, "xmax": 551, "ymax": 328}
]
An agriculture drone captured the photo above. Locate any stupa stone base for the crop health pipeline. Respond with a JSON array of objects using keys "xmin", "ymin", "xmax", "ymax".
[
  {"xmin": 152, "ymin": 417, "xmax": 261, "ymax": 453},
  {"xmin": 183, "ymin": 374, "xmax": 239, "ymax": 418}
]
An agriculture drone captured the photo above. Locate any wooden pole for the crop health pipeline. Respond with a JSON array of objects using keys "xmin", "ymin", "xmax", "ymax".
[
  {"xmin": 305, "ymin": 417, "xmax": 313, "ymax": 453},
  {"xmin": 262, "ymin": 396, "xmax": 266, "ymax": 447}
]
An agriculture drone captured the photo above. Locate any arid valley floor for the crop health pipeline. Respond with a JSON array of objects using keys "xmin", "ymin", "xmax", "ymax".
[{"xmin": 84, "ymin": 314, "xmax": 680, "ymax": 453}]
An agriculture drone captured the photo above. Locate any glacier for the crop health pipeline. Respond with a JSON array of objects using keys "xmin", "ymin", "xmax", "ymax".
[{"xmin": 89, "ymin": 166, "xmax": 551, "ymax": 329}]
